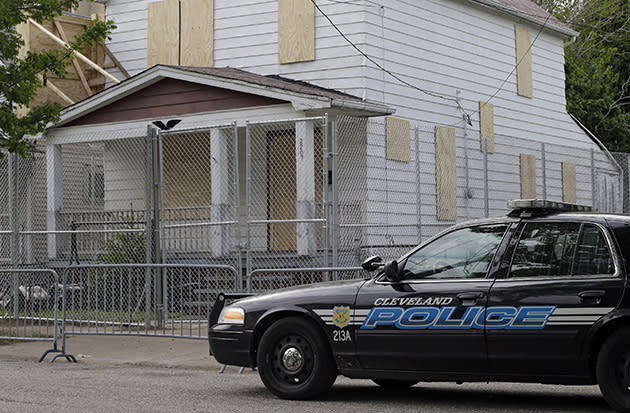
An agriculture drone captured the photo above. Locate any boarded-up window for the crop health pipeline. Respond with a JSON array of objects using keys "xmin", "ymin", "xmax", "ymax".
[
  {"xmin": 479, "ymin": 101, "xmax": 494, "ymax": 153},
  {"xmin": 520, "ymin": 154, "xmax": 536, "ymax": 199},
  {"xmin": 515, "ymin": 25, "xmax": 533, "ymax": 98},
  {"xmin": 148, "ymin": 0, "xmax": 214, "ymax": 67},
  {"xmin": 562, "ymin": 162, "xmax": 576, "ymax": 203},
  {"xmin": 181, "ymin": 0, "xmax": 214, "ymax": 66},
  {"xmin": 278, "ymin": 0, "xmax": 315, "ymax": 64},
  {"xmin": 435, "ymin": 126, "xmax": 456, "ymax": 221},
  {"xmin": 386, "ymin": 117, "xmax": 410, "ymax": 162},
  {"xmin": 148, "ymin": 0, "xmax": 180, "ymax": 66}
]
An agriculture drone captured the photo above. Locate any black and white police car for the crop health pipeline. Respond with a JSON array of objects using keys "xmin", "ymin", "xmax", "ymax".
[{"xmin": 209, "ymin": 200, "xmax": 630, "ymax": 411}]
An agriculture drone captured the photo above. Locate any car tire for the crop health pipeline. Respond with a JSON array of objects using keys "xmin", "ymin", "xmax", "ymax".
[
  {"xmin": 257, "ymin": 316, "xmax": 337, "ymax": 399},
  {"xmin": 372, "ymin": 379, "xmax": 418, "ymax": 389},
  {"xmin": 596, "ymin": 327, "xmax": 630, "ymax": 411}
]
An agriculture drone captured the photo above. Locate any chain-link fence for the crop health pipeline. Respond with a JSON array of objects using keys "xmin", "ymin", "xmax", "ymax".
[
  {"xmin": 1, "ymin": 114, "xmax": 625, "ymax": 275},
  {"xmin": 61, "ymin": 264, "xmax": 238, "ymax": 339}
]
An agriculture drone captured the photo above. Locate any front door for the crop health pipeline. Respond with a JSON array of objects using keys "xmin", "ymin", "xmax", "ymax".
[
  {"xmin": 355, "ymin": 223, "xmax": 510, "ymax": 375},
  {"xmin": 487, "ymin": 221, "xmax": 624, "ymax": 378}
]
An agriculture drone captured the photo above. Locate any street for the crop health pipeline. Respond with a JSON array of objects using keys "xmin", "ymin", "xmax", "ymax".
[{"xmin": 0, "ymin": 359, "xmax": 612, "ymax": 412}]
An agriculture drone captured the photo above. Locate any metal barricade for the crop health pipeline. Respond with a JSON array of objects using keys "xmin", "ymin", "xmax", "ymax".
[
  {"xmin": 0, "ymin": 269, "xmax": 73, "ymax": 362},
  {"xmin": 60, "ymin": 264, "xmax": 240, "ymax": 347},
  {"xmin": 247, "ymin": 267, "xmax": 368, "ymax": 293}
]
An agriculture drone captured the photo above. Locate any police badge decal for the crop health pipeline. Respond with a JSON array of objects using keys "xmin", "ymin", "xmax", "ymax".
[{"xmin": 332, "ymin": 306, "xmax": 351, "ymax": 329}]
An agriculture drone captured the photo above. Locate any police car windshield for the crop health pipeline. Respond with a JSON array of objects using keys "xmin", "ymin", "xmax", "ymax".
[{"xmin": 401, "ymin": 224, "xmax": 509, "ymax": 280}]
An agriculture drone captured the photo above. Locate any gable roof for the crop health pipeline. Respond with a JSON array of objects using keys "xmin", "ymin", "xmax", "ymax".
[
  {"xmin": 56, "ymin": 65, "xmax": 393, "ymax": 127},
  {"xmin": 469, "ymin": 0, "xmax": 577, "ymax": 37}
]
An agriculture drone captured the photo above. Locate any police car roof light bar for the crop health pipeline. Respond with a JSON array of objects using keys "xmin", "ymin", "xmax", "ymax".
[{"xmin": 507, "ymin": 199, "xmax": 592, "ymax": 217}]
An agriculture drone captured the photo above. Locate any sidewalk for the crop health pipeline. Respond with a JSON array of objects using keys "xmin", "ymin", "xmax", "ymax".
[{"xmin": 0, "ymin": 335, "xmax": 229, "ymax": 371}]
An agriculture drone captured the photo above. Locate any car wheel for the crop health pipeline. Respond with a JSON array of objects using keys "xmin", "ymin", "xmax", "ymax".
[
  {"xmin": 372, "ymin": 379, "xmax": 418, "ymax": 389},
  {"xmin": 597, "ymin": 327, "xmax": 630, "ymax": 411},
  {"xmin": 256, "ymin": 316, "xmax": 337, "ymax": 399}
]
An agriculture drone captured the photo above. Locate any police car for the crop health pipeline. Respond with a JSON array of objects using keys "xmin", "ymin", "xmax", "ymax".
[{"xmin": 209, "ymin": 200, "xmax": 630, "ymax": 411}]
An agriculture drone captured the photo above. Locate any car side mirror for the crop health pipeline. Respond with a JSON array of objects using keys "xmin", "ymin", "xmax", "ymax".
[
  {"xmin": 384, "ymin": 260, "xmax": 403, "ymax": 282},
  {"xmin": 362, "ymin": 256, "xmax": 383, "ymax": 271}
]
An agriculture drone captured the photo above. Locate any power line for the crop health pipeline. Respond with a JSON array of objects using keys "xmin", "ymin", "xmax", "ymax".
[
  {"xmin": 481, "ymin": 10, "xmax": 554, "ymax": 109},
  {"xmin": 309, "ymin": 0, "xmax": 463, "ymax": 109},
  {"xmin": 312, "ymin": 0, "xmax": 556, "ymax": 128}
]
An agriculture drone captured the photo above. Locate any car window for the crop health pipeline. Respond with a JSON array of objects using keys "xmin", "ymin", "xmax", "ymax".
[
  {"xmin": 574, "ymin": 224, "xmax": 614, "ymax": 275},
  {"xmin": 510, "ymin": 222, "xmax": 614, "ymax": 278},
  {"xmin": 401, "ymin": 224, "xmax": 509, "ymax": 280},
  {"xmin": 510, "ymin": 222, "xmax": 580, "ymax": 278}
]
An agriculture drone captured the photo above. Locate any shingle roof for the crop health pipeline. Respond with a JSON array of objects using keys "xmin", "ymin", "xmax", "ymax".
[
  {"xmin": 472, "ymin": 0, "xmax": 575, "ymax": 35},
  {"xmin": 170, "ymin": 66, "xmax": 365, "ymax": 103}
]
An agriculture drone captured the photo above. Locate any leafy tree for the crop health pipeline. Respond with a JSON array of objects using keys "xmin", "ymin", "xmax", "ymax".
[
  {"xmin": 0, "ymin": 0, "xmax": 115, "ymax": 157},
  {"xmin": 538, "ymin": 0, "xmax": 630, "ymax": 151}
]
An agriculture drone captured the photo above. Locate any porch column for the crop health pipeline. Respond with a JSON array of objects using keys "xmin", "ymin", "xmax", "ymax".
[
  {"xmin": 296, "ymin": 120, "xmax": 317, "ymax": 256},
  {"xmin": 46, "ymin": 143, "xmax": 63, "ymax": 259},
  {"xmin": 210, "ymin": 128, "xmax": 231, "ymax": 256}
]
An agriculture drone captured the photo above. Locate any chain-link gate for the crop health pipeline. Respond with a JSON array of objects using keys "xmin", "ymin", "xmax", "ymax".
[
  {"xmin": 246, "ymin": 117, "xmax": 330, "ymax": 275},
  {"xmin": 159, "ymin": 124, "xmax": 240, "ymax": 270}
]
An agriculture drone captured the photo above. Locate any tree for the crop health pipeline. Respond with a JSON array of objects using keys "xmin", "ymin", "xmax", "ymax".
[
  {"xmin": 0, "ymin": 0, "xmax": 115, "ymax": 157},
  {"xmin": 539, "ymin": 0, "xmax": 630, "ymax": 152}
]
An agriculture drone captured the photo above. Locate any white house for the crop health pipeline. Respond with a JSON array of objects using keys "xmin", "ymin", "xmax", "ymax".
[{"xmin": 40, "ymin": 0, "xmax": 622, "ymax": 268}]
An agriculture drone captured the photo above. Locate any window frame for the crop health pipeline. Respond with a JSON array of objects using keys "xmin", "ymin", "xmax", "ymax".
[
  {"xmin": 506, "ymin": 220, "xmax": 621, "ymax": 281},
  {"xmin": 375, "ymin": 222, "xmax": 513, "ymax": 285}
]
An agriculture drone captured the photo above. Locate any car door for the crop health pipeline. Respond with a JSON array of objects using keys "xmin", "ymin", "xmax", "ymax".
[
  {"xmin": 355, "ymin": 223, "xmax": 511, "ymax": 375},
  {"xmin": 486, "ymin": 220, "xmax": 624, "ymax": 379}
]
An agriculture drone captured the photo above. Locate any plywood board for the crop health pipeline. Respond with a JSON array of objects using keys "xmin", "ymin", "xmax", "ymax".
[
  {"xmin": 148, "ymin": 0, "xmax": 180, "ymax": 67},
  {"xmin": 520, "ymin": 154, "xmax": 536, "ymax": 199},
  {"xmin": 278, "ymin": 0, "xmax": 315, "ymax": 64},
  {"xmin": 269, "ymin": 132, "xmax": 297, "ymax": 251},
  {"xmin": 386, "ymin": 117, "xmax": 411, "ymax": 162},
  {"xmin": 435, "ymin": 126, "xmax": 457, "ymax": 221},
  {"xmin": 562, "ymin": 162, "xmax": 576, "ymax": 203},
  {"xmin": 479, "ymin": 101, "xmax": 494, "ymax": 153},
  {"xmin": 515, "ymin": 25, "xmax": 533, "ymax": 98},
  {"xmin": 181, "ymin": 0, "xmax": 214, "ymax": 67}
]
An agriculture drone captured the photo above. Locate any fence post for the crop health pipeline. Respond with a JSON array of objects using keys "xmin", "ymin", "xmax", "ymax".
[
  {"xmin": 483, "ymin": 139, "xmax": 489, "ymax": 218},
  {"xmin": 231, "ymin": 122, "xmax": 243, "ymax": 291},
  {"xmin": 245, "ymin": 121, "xmax": 252, "ymax": 291},
  {"xmin": 145, "ymin": 125, "xmax": 154, "ymax": 326},
  {"xmin": 331, "ymin": 119, "xmax": 339, "ymax": 273},
  {"xmin": 322, "ymin": 114, "xmax": 330, "ymax": 277},
  {"xmin": 8, "ymin": 153, "xmax": 19, "ymax": 319},
  {"xmin": 541, "ymin": 143, "xmax": 547, "ymax": 200}
]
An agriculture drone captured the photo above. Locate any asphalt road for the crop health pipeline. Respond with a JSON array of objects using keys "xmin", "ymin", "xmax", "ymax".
[{"xmin": 0, "ymin": 359, "xmax": 612, "ymax": 412}]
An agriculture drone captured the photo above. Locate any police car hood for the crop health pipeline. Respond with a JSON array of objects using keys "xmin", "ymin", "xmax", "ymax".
[{"xmin": 234, "ymin": 278, "xmax": 367, "ymax": 310}]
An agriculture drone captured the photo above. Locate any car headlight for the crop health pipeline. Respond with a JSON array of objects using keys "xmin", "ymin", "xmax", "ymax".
[{"xmin": 218, "ymin": 306, "xmax": 245, "ymax": 325}]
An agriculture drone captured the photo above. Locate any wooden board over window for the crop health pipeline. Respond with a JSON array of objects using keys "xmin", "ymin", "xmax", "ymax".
[
  {"xmin": 278, "ymin": 0, "xmax": 315, "ymax": 64},
  {"xmin": 479, "ymin": 101, "xmax": 494, "ymax": 153},
  {"xmin": 181, "ymin": 0, "xmax": 214, "ymax": 67},
  {"xmin": 435, "ymin": 126, "xmax": 457, "ymax": 221},
  {"xmin": 515, "ymin": 25, "xmax": 533, "ymax": 98},
  {"xmin": 562, "ymin": 162, "xmax": 577, "ymax": 203},
  {"xmin": 386, "ymin": 117, "xmax": 411, "ymax": 162},
  {"xmin": 148, "ymin": 0, "xmax": 180, "ymax": 66},
  {"xmin": 520, "ymin": 154, "xmax": 536, "ymax": 199}
]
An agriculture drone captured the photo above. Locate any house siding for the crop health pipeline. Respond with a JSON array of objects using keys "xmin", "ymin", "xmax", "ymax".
[{"xmin": 105, "ymin": 0, "xmax": 368, "ymax": 98}]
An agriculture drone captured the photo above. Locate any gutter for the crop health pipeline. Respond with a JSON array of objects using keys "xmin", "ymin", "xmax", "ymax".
[
  {"xmin": 331, "ymin": 98, "xmax": 395, "ymax": 116},
  {"xmin": 570, "ymin": 113, "xmax": 623, "ymax": 176}
]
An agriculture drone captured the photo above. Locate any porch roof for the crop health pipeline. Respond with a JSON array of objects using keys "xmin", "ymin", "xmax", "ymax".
[{"xmin": 55, "ymin": 65, "xmax": 394, "ymax": 127}]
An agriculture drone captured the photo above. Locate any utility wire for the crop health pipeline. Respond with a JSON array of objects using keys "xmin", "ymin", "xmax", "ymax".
[
  {"xmin": 312, "ymin": 0, "xmax": 556, "ymax": 127},
  {"xmin": 309, "ymin": 0, "xmax": 464, "ymax": 111},
  {"xmin": 481, "ymin": 10, "xmax": 554, "ymax": 109}
]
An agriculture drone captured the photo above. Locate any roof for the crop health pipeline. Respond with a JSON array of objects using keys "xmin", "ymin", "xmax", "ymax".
[
  {"xmin": 55, "ymin": 65, "xmax": 393, "ymax": 127},
  {"xmin": 469, "ymin": 0, "xmax": 578, "ymax": 37},
  {"xmin": 170, "ymin": 66, "xmax": 365, "ymax": 103}
]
